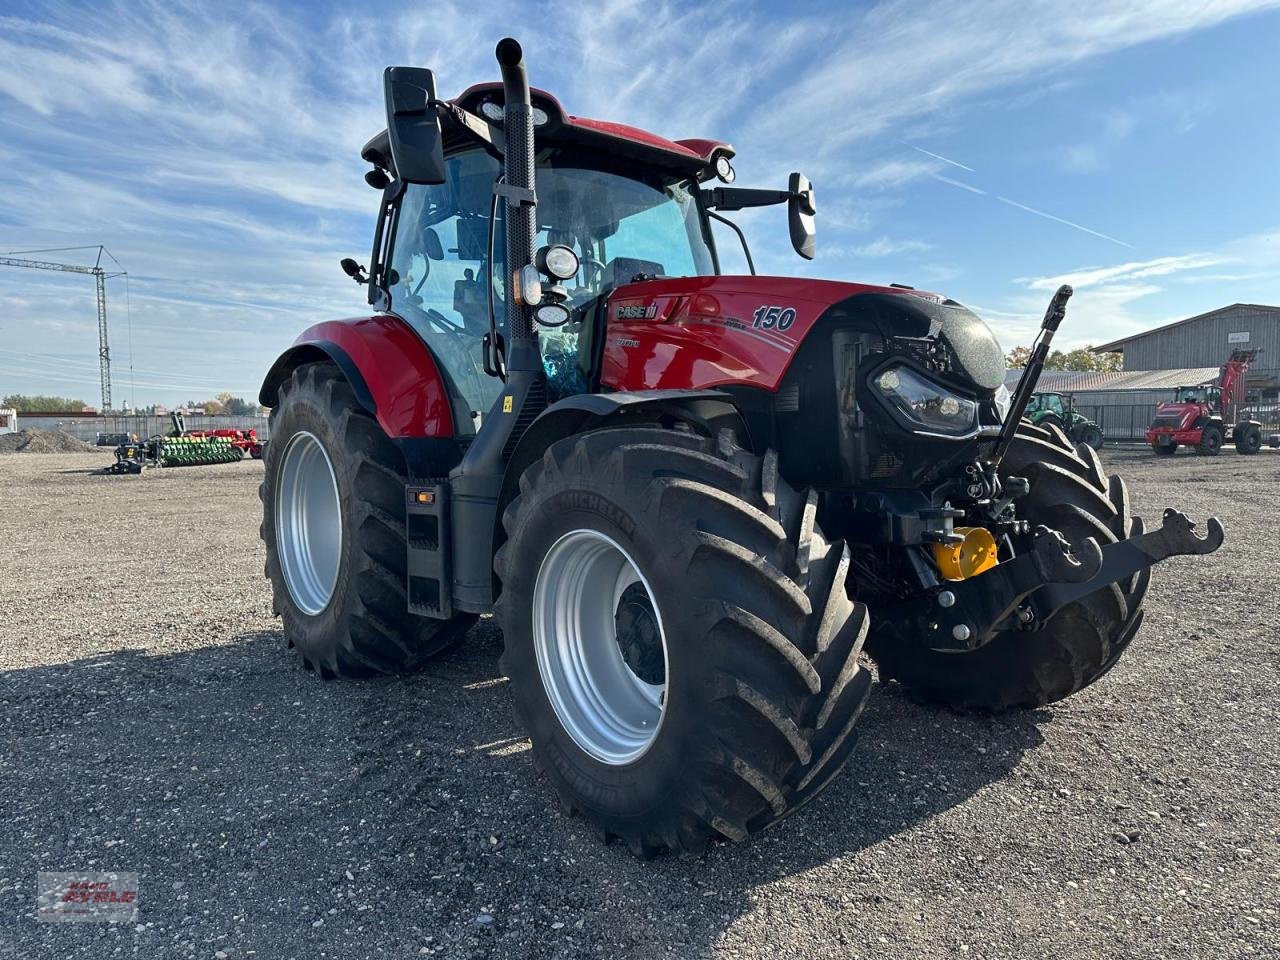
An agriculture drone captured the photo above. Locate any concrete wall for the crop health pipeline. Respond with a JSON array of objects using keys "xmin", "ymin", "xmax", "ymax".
[{"xmin": 17, "ymin": 414, "xmax": 270, "ymax": 443}]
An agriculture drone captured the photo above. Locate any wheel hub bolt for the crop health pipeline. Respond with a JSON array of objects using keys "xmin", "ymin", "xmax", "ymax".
[{"xmin": 937, "ymin": 591, "xmax": 956, "ymax": 608}]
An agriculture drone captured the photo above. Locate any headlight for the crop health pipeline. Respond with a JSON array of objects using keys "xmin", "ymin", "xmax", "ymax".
[
  {"xmin": 479, "ymin": 101, "xmax": 550, "ymax": 126},
  {"xmin": 872, "ymin": 365, "xmax": 978, "ymax": 436}
]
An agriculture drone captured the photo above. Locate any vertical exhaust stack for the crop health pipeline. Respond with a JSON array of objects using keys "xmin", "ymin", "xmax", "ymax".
[
  {"xmin": 448, "ymin": 37, "xmax": 546, "ymax": 613},
  {"xmin": 496, "ymin": 37, "xmax": 538, "ymax": 351}
]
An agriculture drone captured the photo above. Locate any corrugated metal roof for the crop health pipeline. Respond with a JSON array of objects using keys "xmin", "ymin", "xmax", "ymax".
[
  {"xmin": 1003, "ymin": 367, "xmax": 1220, "ymax": 392},
  {"xmin": 1092, "ymin": 303, "xmax": 1280, "ymax": 352}
]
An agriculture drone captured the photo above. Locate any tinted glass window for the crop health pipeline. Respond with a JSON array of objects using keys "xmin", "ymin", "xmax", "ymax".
[{"xmin": 387, "ymin": 149, "xmax": 504, "ymax": 432}]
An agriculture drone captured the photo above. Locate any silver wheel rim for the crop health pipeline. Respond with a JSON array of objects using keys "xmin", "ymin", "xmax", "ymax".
[
  {"xmin": 532, "ymin": 529, "xmax": 668, "ymax": 765},
  {"xmin": 275, "ymin": 431, "xmax": 342, "ymax": 615}
]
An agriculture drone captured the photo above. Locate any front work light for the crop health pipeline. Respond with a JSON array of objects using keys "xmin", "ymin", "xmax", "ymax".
[
  {"xmin": 873, "ymin": 365, "xmax": 978, "ymax": 437},
  {"xmin": 536, "ymin": 244, "xmax": 580, "ymax": 281}
]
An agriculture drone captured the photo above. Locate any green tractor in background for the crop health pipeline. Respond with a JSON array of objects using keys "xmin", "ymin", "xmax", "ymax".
[{"xmin": 1026, "ymin": 392, "xmax": 1104, "ymax": 449}]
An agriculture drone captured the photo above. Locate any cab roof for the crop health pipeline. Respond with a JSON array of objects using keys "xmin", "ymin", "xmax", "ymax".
[{"xmin": 362, "ymin": 83, "xmax": 735, "ymax": 183}]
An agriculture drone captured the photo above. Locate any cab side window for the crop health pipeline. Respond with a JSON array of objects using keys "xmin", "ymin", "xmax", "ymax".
[{"xmin": 387, "ymin": 150, "xmax": 504, "ymax": 433}]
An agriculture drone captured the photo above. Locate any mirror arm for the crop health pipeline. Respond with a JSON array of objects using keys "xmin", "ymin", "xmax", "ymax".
[
  {"xmin": 706, "ymin": 209, "xmax": 756, "ymax": 276},
  {"xmin": 705, "ymin": 187, "xmax": 791, "ymax": 211},
  {"xmin": 437, "ymin": 101, "xmax": 506, "ymax": 159}
]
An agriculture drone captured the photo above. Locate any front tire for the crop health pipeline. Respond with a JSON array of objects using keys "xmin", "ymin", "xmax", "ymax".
[
  {"xmin": 495, "ymin": 428, "xmax": 872, "ymax": 855},
  {"xmin": 868, "ymin": 424, "xmax": 1149, "ymax": 710},
  {"xmin": 1152, "ymin": 442, "xmax": 1178, "ymax": 456},
  {"xmin": 1197, "ymin": 424, "xmax": 1223, "ymax": 456},
  {"xmin": 260, "ymin": 362, "xmax": 474, "ymax": 677}
]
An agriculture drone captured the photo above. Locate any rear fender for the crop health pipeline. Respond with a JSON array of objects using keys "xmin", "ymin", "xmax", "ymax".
[{"xmin": 260, "ymin": 316, "xmax": 455, "ymax": 440}]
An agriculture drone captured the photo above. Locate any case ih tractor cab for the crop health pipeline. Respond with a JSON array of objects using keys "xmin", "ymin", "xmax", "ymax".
[
  {"xmin": 1146, "ymin": 349, "xmax": 1264, "ymax": 456},
  {"xmin": 258, "ymin": 40, "xmax": 1223, "ymax": 855},
  {"xmin": 1024, "ymin": 392, "xmax": 1103, "ymax": 449}
]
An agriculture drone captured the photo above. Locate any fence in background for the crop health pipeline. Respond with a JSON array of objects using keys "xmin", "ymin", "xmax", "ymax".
[
  {"xmin": 1072, "ymin": 403, "xmax": 1280, "ymax": 443},
  {"xmin": 18, "ymin": 414, "xmax": 271, "ymax": 443}
]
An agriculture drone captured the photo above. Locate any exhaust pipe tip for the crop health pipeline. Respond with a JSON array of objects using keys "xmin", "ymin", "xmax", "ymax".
[{"xmin": 495, "ymin": 37, "xmax": 523, "ymax": 67}]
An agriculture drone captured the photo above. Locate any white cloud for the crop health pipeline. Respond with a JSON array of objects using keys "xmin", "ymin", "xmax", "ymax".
[
  {"xmin": 852, "ymin": 158, "xmax": 943, "ymax": 190},
  {"xmin": 850, "ymin": 237, "xmax": 932, "ymax": 257},
  {"xmin": 1020, "ymin": 253, "xmax": 1227, "ymax": 291}
]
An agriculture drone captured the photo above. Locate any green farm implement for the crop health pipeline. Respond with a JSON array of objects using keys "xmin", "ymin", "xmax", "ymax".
[{"xmin": 109, "ymin": 413, "xmax": 248, "ymax": 474}]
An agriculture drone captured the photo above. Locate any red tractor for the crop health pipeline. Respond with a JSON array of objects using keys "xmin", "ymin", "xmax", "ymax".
[
  {"xmin": 257, "ymin": 40, "xmax": 1222, "ymax": 856},
  {"xmin": 1146, "ymin": 349, "xmax": 1264, "ymax": 455}
]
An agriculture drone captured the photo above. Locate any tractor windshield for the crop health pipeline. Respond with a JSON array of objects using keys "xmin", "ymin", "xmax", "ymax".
[
  {"xmin": 528, "ymin": 156, "xmax": 714, "ymax": 397},
  {"xmin": 386, "ymin": 149, "xmax": 715, "ymax": 423},
  {"xmin": 1174, "ymin": 386, "xmax": 1209, "ymax": 403}
]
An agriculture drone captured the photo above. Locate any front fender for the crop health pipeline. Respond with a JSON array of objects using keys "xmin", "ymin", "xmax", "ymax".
[{"xmin": 259, "ymin": 316, "xmax": 454, "ymax": 439}]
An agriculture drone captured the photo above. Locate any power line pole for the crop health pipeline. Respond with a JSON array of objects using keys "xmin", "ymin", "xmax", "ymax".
[{"xmin": 0, "ymin": 245, "xmax": 125, "ymax": 411}]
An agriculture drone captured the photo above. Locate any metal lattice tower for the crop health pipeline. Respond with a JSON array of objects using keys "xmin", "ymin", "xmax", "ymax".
[{"xmin": 0, "ymin": 245, "xmax": 124, "ymax": 411}]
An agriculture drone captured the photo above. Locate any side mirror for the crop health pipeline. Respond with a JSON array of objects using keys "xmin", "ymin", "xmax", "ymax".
[
  {"xmin": 383, "ymin": 67, "xmax": 446, "ymax": 185},
  {"xmin": 788, "ymin": 172, "xmax": 816, "ymax": 260},
  {"xmin": 423, "ymin": 227, "xmax": 444, "ymax": 260}
]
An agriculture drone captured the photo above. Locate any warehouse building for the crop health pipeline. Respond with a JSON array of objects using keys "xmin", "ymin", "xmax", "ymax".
[
  {"xmin": 1002, "ymin": 303, "xmax": 1280, "ymax": 440},
  {"xmin": 1093, "ymin": 303, "xmax": 1280, "ymax": 396}
]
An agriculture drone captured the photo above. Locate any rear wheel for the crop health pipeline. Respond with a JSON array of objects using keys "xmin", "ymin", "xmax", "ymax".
[
  {"xmin": 1076, "ymin": 423, "xmax": 1104, "ymax": 450},
  {"xmin": 260, "ymin": 362, "xmax": 474, "ymax": 677},
  {"xmin": 495, "ymin": 427, "xmax": 872, "ymax": 855},
  {"xmin": 1234, "ymin": 424, "xmax": 1262, "ymax": 455},
  {"xmin": 867, "ymin": 424, "xmax": 1149, "ymax": 710},
  {"xmin": 1197, "ymin": 424, "xmax": 1223, "ymax": 456}
]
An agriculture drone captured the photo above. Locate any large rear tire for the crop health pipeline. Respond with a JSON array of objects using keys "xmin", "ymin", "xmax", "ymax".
[
  {"xmin": 1234, "ymin": 424, "xmax": 1262, "ymax": 455},
  {"xmin": 1076, "ymin": 423, "xmax": 1104, "ymax": 450},
  {"xmin": 867, "ymin": 423, "xmax": 1149, "ymax": 710},
  {"xmin": 495, "ymin": 428, "xmax": 872, "ymax": 855},
  {"xmin": 260, "ymin": 362, "xmax": 474, "ymax": 677}
]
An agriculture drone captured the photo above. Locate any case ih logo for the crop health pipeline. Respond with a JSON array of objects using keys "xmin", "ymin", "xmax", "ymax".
[
  {"xmin": 615, "ymin": 304, "xmax": 658, "ymax": 320},
  {"xmin": 37, "ymin": 872, "xmax": 139, "ymax": 923}
]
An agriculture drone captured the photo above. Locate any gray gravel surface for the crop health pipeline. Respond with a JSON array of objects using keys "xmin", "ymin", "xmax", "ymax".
[{"xmin": 1, "ymin": 449, "xmax": 1277, "ymax": 960}]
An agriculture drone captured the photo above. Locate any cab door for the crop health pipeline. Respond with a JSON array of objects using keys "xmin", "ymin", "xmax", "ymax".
[{"xmin": 384, "ymin": 149, "xmax": 505, "ymax": 436}]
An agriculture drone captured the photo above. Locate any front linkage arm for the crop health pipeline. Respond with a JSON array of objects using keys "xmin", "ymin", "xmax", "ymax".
[{"xmin": 878, "ymin": 510, "xmax": 1224, "ymax": 653}]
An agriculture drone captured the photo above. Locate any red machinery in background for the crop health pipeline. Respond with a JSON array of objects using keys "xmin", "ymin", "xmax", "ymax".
[
  {"xmin": 185, "ymin": 426, "xmax": 265, "ymax": 459},
  {"xmin": 1146, "ymin": 349, "xmax": 1264, "ymax": 455}
]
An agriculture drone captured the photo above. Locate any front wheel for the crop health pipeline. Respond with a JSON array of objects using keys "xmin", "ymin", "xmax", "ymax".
[
  {"xmin": 495, "ymin": 428, "xmax": 872, "ymax": 855},
  {"xmin": 1197, "ymin": 424, "xmax": 1223, "ymax": 456},
  {"xmin": 260, "ymin": 362, "xmax": 474, "ymax": 677},
  {"xmin": 868, "ymin": 425, "xmax": 1149, "ymax": 710},
  {"xmin": 1152, "ymin": 442, "xmax": 1178, "ymax": 456}
]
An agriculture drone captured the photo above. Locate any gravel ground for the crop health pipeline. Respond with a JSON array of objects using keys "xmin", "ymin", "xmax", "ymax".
[{"xmin": 1, "ymin": 448, "xmax": 1277, "ymax": 960}]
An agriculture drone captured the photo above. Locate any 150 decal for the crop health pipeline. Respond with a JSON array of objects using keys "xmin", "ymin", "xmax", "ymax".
[{"xmin": 752, "ymin": 305, "xmax": 797, "ymax": 330}]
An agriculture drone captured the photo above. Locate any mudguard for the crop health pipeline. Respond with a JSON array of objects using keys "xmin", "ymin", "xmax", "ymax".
[{"xmin": 259, "ymin": 316, "xmax": 454, "ymax": 439}]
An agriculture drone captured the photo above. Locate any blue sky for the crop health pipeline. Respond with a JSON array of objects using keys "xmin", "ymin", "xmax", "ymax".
[{"xmin": 1, "ymin": 0, "xmax": 1278, "ymax": 407}]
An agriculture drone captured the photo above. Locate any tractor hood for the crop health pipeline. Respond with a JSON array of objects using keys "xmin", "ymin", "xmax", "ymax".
[{"xmin": 599, "ymin": 275, "xmax": 1005, "ymax": 394}]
